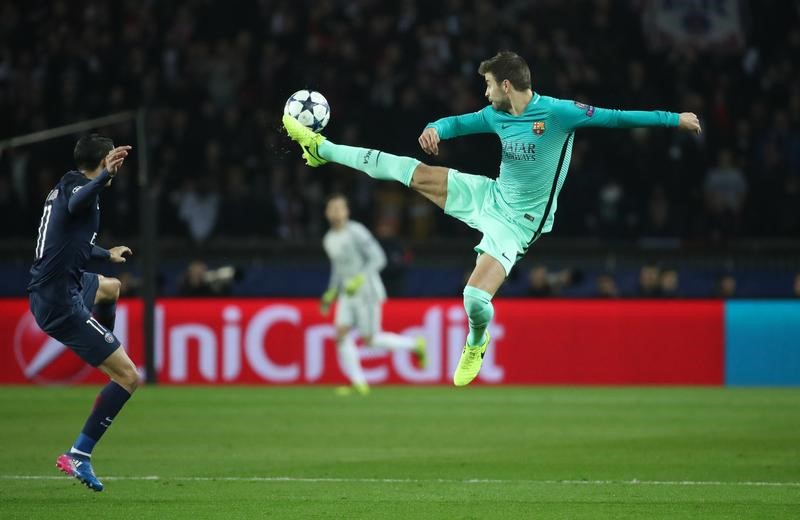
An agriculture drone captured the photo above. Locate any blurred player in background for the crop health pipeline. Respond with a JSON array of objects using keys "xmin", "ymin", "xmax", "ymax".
[
  {"xmin": 322, "ymin": 193, "xmax": 426, "ymax": 395},
  {"xmin": 284, "ymin": 50, "xmax": 702, "ymax": 387},
  {"xmin": 27, "ymin": 134, "xmax": 137, "ymax": 491}
]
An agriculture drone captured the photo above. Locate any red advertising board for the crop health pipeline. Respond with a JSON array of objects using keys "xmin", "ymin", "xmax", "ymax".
[
  {"xmin": 0, "ymin": 299, "xmax": 144, "ymax": 385},
  {"xmin": 0, "ymin": 298, "xmax": 724, "ymax": 385}
]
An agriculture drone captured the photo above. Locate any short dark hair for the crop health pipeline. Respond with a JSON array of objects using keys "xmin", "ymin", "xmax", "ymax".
[
  {"xmin": 478, "ymin": 51, "xmax": 532, "ymax": 91},
  {"xmin": 74, "ymin": 133, "xmax": 114, "ymax": 171}
]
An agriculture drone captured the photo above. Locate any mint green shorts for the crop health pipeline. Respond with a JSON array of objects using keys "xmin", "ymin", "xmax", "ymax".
[{"xmin": 444, "ymin": 169, "xmax": 540, "ymax": 276}]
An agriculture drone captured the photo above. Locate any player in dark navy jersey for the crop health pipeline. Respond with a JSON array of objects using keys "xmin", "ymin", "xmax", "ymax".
[{"xmin": 28, "ymin": 134, "xmax": 137, "ymax": 492}]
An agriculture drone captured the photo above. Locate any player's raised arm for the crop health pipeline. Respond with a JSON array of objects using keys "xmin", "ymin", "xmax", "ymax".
[
  {"xmin": 553, "ymin": 99, "xmax": 701, "ymax": 134},
  {"xmin": 320, "ymin": 248, "xmax": 341, "ymax": 316},
  {"xmin": 419, "ymin": 108, "xmax": 493, "ymax": 155},
  {"xmin": 67, "ymin": 146, "xmax": 132, "ymax": 214},
  {"xmin": 66, "ymin": 171, "xmax": 111, "ymax": 214}
]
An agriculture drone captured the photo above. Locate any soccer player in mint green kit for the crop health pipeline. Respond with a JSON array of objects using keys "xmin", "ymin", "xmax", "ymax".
[{"xmin": 283, "ymin": 50, "xmax": 702, "ymax": 387}]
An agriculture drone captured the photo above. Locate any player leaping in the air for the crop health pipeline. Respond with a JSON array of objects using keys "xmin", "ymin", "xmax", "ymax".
[
  {"xmin": 283, "ymin": 50, "xmax": 701, "ymax": 387},
  {"xmin": 322, "ymin": 193, "xmax": 426, "ymax": 395},
  {"xmin": 28, "ymin": 134, "xmax": 138, "ymax": 491}
]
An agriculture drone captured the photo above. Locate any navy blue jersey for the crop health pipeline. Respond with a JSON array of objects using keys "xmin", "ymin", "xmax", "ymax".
[{"xmin": 28, "ymin": 170, "xmax": 111, "ymax": 303}]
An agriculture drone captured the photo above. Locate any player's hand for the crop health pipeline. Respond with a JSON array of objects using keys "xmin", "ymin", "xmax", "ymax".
[
  {"xmin": 678, "ymin": 113, "xmax": 701, "ymax": 134},
  {"xmin": 418, "ymin": 127, "xmax": 440, "ymax": 156},
  {"xmin": 344, "ymin": 273, "xmax": 366, "ymax": 296},
  {"xmin": 105, "ymin": 146, "xmax": 133, "ymax": 176},
  {"xmin": 109, "ymin": 246, "xmax": 132, "ymax": 263},
  {"xmin": 320, "ymin": 288, "xmax": 337, "ymax": 316}
]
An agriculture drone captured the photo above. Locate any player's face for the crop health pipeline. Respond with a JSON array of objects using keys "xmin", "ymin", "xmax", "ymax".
[
  {"xmin": 484, "ymin": 73, "xmax": 511, "ymax": 112},
  {"xmin": 325, "ymin": 198, "xmax": 349, "ymax": 227}
]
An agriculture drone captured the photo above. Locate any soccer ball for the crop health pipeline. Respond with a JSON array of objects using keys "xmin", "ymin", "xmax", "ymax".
[{"xmin": 283, "ymin": 90, "xmax": 331, "ymax": 132}]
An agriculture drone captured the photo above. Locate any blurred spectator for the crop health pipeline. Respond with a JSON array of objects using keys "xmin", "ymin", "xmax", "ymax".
[
  {"xmin": 637, "ymin": 265, "xmax": 662, "ymax": 297},
  {"xmin": 716, "ymin": 274, "xmax": 737, "ymax": 299},
  {"xmin": 527, "ymin": 265, "xmax": 553, "ymax": 297},
  {"xmin": 218, "ymin": 166, "xmax": 279, "ymax": 237},
  {"xmin": 556, "ymin": 268, "xmax": 585, "ymax": 291},
  {"xmin": 702, "ymin": 149, "xmax": 748, "ymax": 237},
  {"xmin": 642, "ymin": 185, "xmax": 676, "ymax": 236},
  {"xmin": 178, "ymin": 262, "xmax": 215, "ymax": 297},
  {"xmin": 175, "ymin": 178, "xmax": 219, "ymax": 243},
  {"xmin": 595, "ymin": 273, "xmax": 619, "ymax": 298},
  {"xmin": 376, "ymin": 221, "xmax": 411, "ymax": 297},
  {"xmin": 526, "ymin": 265, "xmax": 583, "ymax": 297},
  {"xmin": 117, "ymin": 271, "xmax": 166, "ymax": 297},
  {"xmin": 118, "ymin": 272, "xmax": 141, "ymax": 298},
  {"xmin": 659, "ymin": 269, "xmax": 680, "ymax": 298},
  {"xmin": 704, "ymin": 150, "xmax": 748, "ymax": 213},
  {"xmin": 0, "ymin": 1, "xmax": 798, "ymax": 243},
  {"xmin": 794, "ymin": 274, "xmax": 800, "ymax": 298},
  {"xmin": 0, "ymin": 176, "xmax": 21, "ymax": 236},
  {"xmin": 177, "ymin": 261, "xmax": 239, "ymax": 296}
]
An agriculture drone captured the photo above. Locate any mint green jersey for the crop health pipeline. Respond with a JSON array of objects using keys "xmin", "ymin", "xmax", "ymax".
[{"xmin": 427, "ymin": 93, "xmax": 679, "ymax": 235}]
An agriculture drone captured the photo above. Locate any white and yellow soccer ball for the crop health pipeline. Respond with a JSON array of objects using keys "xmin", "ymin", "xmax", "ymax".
[{"xmin": 283, "ymin": 89, "xmax": 331, "ymax": 132}]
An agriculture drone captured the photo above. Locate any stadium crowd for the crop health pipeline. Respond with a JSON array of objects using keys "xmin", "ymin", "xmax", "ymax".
[{"xmin": 1, "ymin": 0, "xmax": 799, "ymax": 245}]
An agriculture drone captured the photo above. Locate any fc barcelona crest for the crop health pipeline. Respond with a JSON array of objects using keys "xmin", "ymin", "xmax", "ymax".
[{"xmin": 532, "ymin": 121, "xmax": 545, "ymax": 135}]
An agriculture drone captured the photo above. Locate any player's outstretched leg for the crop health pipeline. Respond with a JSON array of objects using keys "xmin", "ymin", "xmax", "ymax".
[
  {"xmin": 453, "ymin": 286, "xmax": 494, "ymax": 386},
  {"xmin": 282, "ymin": 114, "xmax": 419, "ymax": 186},
  {"xmin": 368, "ymin": 333, "xmax": 428, "ymax": 368},
  {"xmin": 58, "ymin": 347, "xmax": 139, "ymax": 491},
  {"xmin": 282, "ymin": 114, "xmax": 328, "ymax": 167},
  {"xmin": 336, "ymin": 330, "xmax": 369, "ymax": 396}
]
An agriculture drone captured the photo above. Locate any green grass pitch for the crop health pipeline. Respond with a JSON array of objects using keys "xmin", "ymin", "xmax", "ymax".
[{"xmin": 1, "ymin": 386, "xmax": 799, "ymax": 519}]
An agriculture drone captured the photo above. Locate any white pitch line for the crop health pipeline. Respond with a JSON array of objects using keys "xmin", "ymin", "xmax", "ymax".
[{"xmin": 1, "ymin": 475, "xmax": 799, "ymax": 487}]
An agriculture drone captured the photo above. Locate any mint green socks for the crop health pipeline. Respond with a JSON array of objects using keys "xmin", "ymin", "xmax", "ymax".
[
  {"xmin": 463, "ymin": 286, "xmax": 494, "ymax": 347},
  {"xmin": 318, "ymin": 141, "xmax": 419, "ymax": 187}
]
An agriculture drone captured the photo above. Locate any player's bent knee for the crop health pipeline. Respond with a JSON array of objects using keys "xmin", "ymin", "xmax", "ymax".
[
  {"xmin": 335, "ymin": 325, "xmax": 351, "ymax": 342},
  {"xmin": 411, "ymin": 163, "xmax": 438, "ymax": 186},
  {"xmin": 105, "ymin": 277, "xmax": 121, "ymax": 301},
  {"xmin": 96, "ymin": 277, "xmax": 121, "ymax": 303},
  {"xmin": 410, "ymin": 164, "xmax": 448, "ymax": 209},
  {"xmin": 111, "ymin": 278, "xmax": 121, "ymax": 300},
  {"xmin": 117, "ymin": 363, "xmax": 140, "ymax": 393},
  {"xmin": 101, "ymin": 347, "xmax": 140, "ymax": 393}
]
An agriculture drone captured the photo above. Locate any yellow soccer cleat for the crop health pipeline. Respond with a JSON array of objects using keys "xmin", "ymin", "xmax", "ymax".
[
  {"xmin": 282, "ymin": 114, "xmax": 328, "ymax": 167},
  {"xmin": 414, "ymin": 336, "xmax": 428, "ymax": 369},
  {"xmin": 335, "ymin": 383, "xmax": 370, "ymax": 396},
  {"xmin": 453, "ymin": 331, "xmax": 490, "ymax": 387}
]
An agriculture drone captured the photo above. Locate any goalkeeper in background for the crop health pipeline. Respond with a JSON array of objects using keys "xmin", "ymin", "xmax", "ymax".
[{"xmin": 321, "ymin": 193, "xmax": 427, "ymax": 395}]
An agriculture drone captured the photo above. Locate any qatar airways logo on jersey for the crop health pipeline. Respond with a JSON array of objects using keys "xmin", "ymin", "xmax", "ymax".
[
  {"xmin": 501, "ymin": 140, "xmax": 536, "ymax": 162},
  {"xmin": 155, "ymin": 304, "xmax": 505, "ymax": 384}
]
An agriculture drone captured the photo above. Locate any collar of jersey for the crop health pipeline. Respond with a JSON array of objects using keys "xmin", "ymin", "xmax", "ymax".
[{"xmin": 517, "ymin": 93, "xmax": 541, "ymax": 116}]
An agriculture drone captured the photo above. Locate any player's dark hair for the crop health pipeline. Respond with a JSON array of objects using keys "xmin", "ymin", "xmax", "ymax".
[
  {"xmin": 74, "ymin": 133, "xmax": 114, "ymax": 171},
  {"xmin": 478, "ymin": 51, "xmax": 532, "ymax": 91}
]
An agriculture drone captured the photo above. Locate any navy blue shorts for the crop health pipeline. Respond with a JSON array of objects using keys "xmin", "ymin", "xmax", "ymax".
[{"xmin": 28, "ymin": 272, "xmax": 121, "ymax": 367}]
